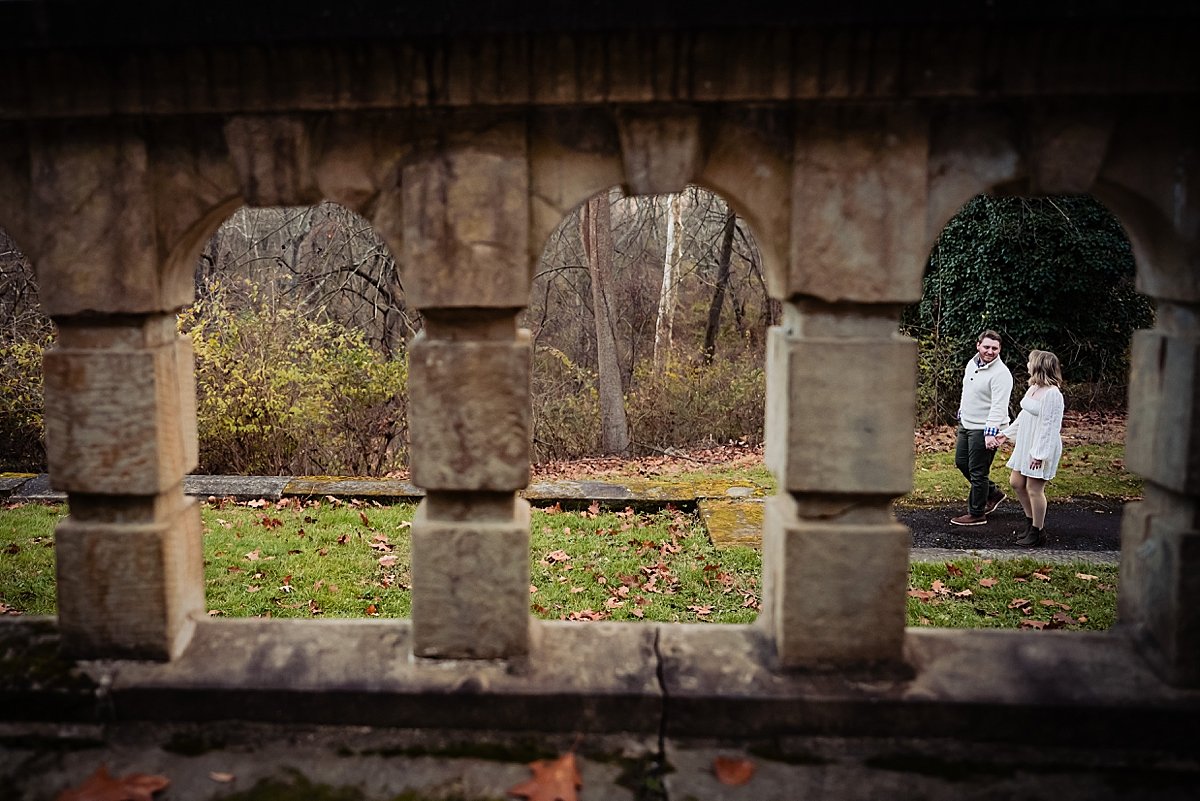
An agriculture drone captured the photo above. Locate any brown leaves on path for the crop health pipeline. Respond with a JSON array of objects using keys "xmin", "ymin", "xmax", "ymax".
[
  {"xmin": 508, "ymin": 752, "xmax": 581, "ymax": 801},
  {"xmin": 713, "ymin": 755, "xmax": 756, "ymax": 786},
  {"xmin": 55, "ymin": 765, "xmax": 168, "ymax": 801}
]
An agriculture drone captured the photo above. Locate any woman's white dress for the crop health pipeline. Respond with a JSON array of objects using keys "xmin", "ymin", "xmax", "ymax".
[{"xmin": 1002, "ymin": 386, "xmax": 1064, "ymax": 480}]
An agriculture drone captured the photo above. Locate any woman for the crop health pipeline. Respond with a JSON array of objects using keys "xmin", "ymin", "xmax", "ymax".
[{"xmin": 996, "ymin": 350, "xmax": 1065, "ymax": 547}]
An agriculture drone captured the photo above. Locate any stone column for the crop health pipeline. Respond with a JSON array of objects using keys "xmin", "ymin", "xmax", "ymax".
[
  {"xmin": 28, "ymin": 122, "xmax": 205, "ymax": 660},
  {"xmin": 400, "ymin": 122, "xmax": 533, "ymax": 659},
  {"xmin": 1120, "ymin": 304, "xmax": 1200, "ymax": 687},
  {"xmin": 760, "ymin": 107, "xmax": 927, "ymax": 668},
  {"xmin": 44, "ymin": 316, "xmax": 202, "ymax": 660},
  {"xmin": 1102, "ymin": 111, "xmax": 1200, "ymax": 687}
]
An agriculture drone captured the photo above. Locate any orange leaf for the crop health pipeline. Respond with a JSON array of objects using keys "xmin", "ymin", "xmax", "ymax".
[
  {"xmin": 978, "ymin": 578, "xmax": 998, "ymax": 588},
  {"xmin": 56, "ymin": 764, "xmax": 169, "ymax": 801},
  {"xmin": 713, "ymin": 755, "xmax": 756, "ymax": 786},
  {"xmin": 508, "ymin": 752, "xmax": 581, "ymax": 801},
  {"xmin": 945, "ymin": 563, "xmax": 964, "ymax": 577},
  {"xmin": 359, "ymin": 510, "xmax": 371, "ymax": 527}
]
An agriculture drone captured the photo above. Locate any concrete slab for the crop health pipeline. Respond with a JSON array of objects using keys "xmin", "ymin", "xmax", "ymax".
[
  {"xmin": 7, "ymin": 474, "xmax": 64, "ymax": 502},
  {"xmin": 183, "ymin": 475, "xmax": 291, "ymax": 501},
  {"xmin": 283, "ymin": 476, "xmax": 424, "ymax": 502},
  {"xmin": 0, "ymin": 473, "xmax": 36, "ymax": 500},
  {"xmin": 698, "ymin": 499, "xmax": 764, "ymax": 550},
  {"xmin": 524, "ymin": 479, "xmax": 694, "ymax": 510}
]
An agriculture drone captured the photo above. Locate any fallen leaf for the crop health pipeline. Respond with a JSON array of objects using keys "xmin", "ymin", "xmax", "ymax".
[
  {"xmin": 1075, "ymin": 572, "xmax": 1099, "ymax": 581},
  {"xmin": 208, "ymin": 772, "xmax": 235, "ymax": 783},
  {"xmin": 246, "ymin": 585, "xmax": 261, "ymax": 593},
  {"xmin": 508, "ymin": 752, "xmax": 581, "ymax": 801},
  {"xmin": 907, "ymin": 589, "xmax": 934, "ymax": 601},
  {"xmin": 1032, "ymin": 572, "xmax": 1052, "ymax": 582},
  {"xmin": 713, "ymin": 755, "xmax": 756, "ymax": 786},
  {"xmin": 1008, "ymin": 598, "xmax": 1030, "ymax": 609},
  {"xmin": 1020, "ymin": 619, "xmax": 1050, "ymax": 630},
  {"xmin": 244, "ymin": 549, "xmax": 261, "ymax": 561},
  {"xmin": 953, "ymin": 589, "xmax": 973, "ymax": 598},
  {"xmin": 945, "ymin": 563, "xmax": 964, "ymax": 577},
  {"xmin": 979, "ymin": 578, "xmax": 998, "ymax": 588},
  {"xmin": 359, "ymin": 510, "xmax": 371, "ymax": 527},
  {"xmin": 55, "ymin": 764, "xmax": 169, "ymax": 801},
  {"xmin": 378, "ymin": 554, "xmax": 398, "ymax": 567}
]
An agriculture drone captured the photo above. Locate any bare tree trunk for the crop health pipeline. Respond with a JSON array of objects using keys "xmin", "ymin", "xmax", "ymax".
[
  {"xmin": 581, "ymin": 193, "xmax": 630, "ymax": 455},
  {"xmin": 703, "ymin": 211, "xmax": 737, "ymax": 364},
  {"xmin": 653, "ymin": 193, "xmax": 682, "ymax": 374}
]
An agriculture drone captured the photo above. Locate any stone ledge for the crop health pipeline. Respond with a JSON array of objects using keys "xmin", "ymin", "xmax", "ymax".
[{"xmin": 3, "ymin": 617, "xmax": 1197, "ymax": 750}]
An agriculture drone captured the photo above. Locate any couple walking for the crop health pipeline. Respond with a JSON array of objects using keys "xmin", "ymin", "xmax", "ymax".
[{"xmin": 950, "ymin": 329, "xmax": 1064, "ymax": 547}]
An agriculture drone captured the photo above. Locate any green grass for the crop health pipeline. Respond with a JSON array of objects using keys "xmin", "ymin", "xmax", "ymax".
[
  {"xmin": 907, "ymin": 558, "xmax": 1118, "ymax": 630},
  {"xmin": 0, "ymin": 503, "xmax": 61, "ymax": 616},
  {"xmin": 0, "ymin": 498, "xmax": 1118, "ymax": 631},
  {"xmin": 906, "ymin": 443, "xmax": 1140, "ymax": 506}
]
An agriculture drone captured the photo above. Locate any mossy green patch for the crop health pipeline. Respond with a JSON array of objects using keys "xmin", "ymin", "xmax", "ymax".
[{"xmin": 697, "ymin": 500, "xmax": 763, "ymax": 550}]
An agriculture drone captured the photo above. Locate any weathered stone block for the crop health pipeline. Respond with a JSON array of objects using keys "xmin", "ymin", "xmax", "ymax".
[
  {"xmin": 409, "ymin": 334, "xmax": 531, "ymax": 492},
  {"xmin": 1119, "ymin": 499, "xmax": 1200, "ymax": 687},
  {"xmin": 43, "ymin": 337, "xmax": 199, "ymax": 495},
  {"xmin": 1126, "ymin": 330, "xmax": 1200, "ymax": 495},
  {"xmin": 29, "ymin": 122, "xmax": 194, "ymax": 316},
  {"xmin": 783, "ymin": 107, "xmax": 928, "ymax": 304},
  {"xmin": 411, "ymin": 498, "xmax": 531, "ymax": 658},
  {"xmin": 223, "ymin": 114, "xmax": 320, "ymax": 207},
  {"xmin": 401, "ymin": 125, "xmax": 530, "ymax": 310},
  {"xmin": 760, "ymin": 494, "xmax": 909, "ymax": 667},
  {"xmin": 55, "ymin": 498, "xmax": 204, "ymax": 660},
  {"xmin": 764, "ymin": 328, "xmax": 916, "ymax": 496},
  {"xmin": 616, "ymin": 110, "xmax": 703, "ymax": 195}
]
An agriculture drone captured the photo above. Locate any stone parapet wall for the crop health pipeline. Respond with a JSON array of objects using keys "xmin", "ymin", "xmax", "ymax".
[{"xmin": 0, "ymin": 5, "xmax": 1198, "ymax": 793}]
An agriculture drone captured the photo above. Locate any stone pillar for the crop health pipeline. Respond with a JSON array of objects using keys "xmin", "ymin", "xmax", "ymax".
[
  {"xmin": 401, "ymin": 122, "xmax": 533, "ymax": 658},
  {"xmin": 1102, "ymin": 110, "xmax": 1200, "ymax": 687},
  {"xmin": 27, "ymin": 122, "xmax": 206, "ymax": 660},
  {"xmin": 761, "ymin": 304, "xmax": 916, "ymax": 667},
  {"xmin": 760, "ymin": 107, "xmax": 927, "ymax": 668},
  {"xmin": 43, "ymin": 315, "xmax": 203, "ymax": 660},
  {"xmin": 1120, "ymin": 304, "xmax": 1200, "ymax": 687}
]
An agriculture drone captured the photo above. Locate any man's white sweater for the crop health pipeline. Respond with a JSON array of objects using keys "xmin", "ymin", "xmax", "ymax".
[{"xmin": 958, "ymin": 356, "xmax": 1013, "ymax": 436}]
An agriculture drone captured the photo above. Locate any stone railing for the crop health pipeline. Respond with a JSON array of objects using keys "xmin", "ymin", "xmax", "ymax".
[{"xmin": 1, "ymin": 1, "xmax": 1198, "ymax": 765}]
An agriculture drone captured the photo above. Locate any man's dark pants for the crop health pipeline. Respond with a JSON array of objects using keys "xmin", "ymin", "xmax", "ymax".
[{"xmin": 955, "ymin": 425, "xmax": 1001, "ymax": 516}]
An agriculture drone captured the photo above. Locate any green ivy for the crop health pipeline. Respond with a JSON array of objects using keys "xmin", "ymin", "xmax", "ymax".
[{"xmin": 904, "ymin": 195, "xmax": 1155, "ymax": 422}]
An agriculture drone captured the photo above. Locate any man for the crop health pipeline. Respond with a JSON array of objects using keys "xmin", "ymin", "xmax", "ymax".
[{"xmin": 951, "ymin": 330, "xmax": 1013, "ymax": 526}]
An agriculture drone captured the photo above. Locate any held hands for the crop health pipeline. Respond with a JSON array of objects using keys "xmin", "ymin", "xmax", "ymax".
[{"xmin": 986, "ymin": 434, "xmax": 1006, "ymax": 450}]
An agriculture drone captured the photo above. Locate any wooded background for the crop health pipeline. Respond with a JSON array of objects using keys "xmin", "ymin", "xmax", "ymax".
[{"xmin": 0, "ymin": 189, "xmax": 1150, "ymax": 475}]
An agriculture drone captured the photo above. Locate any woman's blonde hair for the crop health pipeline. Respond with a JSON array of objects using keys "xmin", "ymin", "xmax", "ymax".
[{"xmin": 1028, "ymin": 349, "xmax": 1063, "ymax": 388}]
